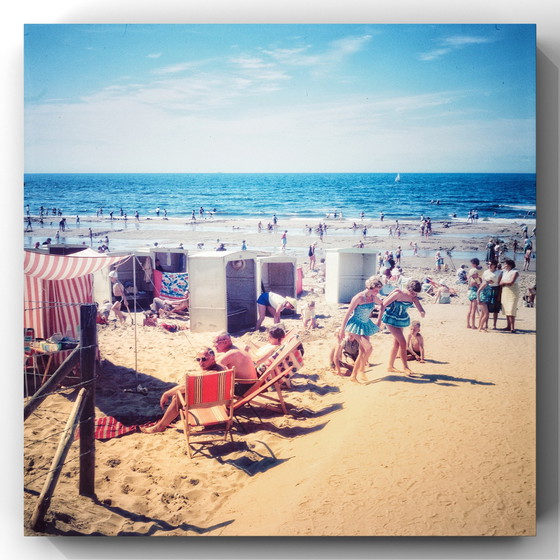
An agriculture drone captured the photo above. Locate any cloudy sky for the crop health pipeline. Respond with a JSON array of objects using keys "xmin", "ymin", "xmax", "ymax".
[{"xmin": 24, "ymin": 24, "xmax": 536, "ymax": 173}]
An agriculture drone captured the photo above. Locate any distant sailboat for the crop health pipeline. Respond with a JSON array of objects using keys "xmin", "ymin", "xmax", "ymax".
[{"xmin": 395, "ymin": 173, "xmax": 401, "ymax": 183}]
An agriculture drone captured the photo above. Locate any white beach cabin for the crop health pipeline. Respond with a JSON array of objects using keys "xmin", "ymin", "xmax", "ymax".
[
  {"xmin": 256, "ymin": 254, "xmax": 298, "ymax": 299},
  {"xmin": 188, "ymin": 250, "xmax": 261, "ymax": 333},
  {"xmin": 325, "ymin": 248, "xmax": 378, "ymax": 303}
]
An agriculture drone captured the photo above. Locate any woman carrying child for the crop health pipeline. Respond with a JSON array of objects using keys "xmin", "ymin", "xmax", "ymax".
[
  {"xmin": 376, "ymin": 279, "xmax": 426, "ymax": 376},
  {"xmin": 338, "ymin": 275, "xmax": 384, "ymax": 383}
]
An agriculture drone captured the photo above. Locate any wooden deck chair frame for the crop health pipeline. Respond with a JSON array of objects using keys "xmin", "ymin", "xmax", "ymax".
[
  {"xmin": 177, "ymin": 367, "xmax": 235, "ymax": 459},
  {"xmin": 234, "ymin": 334, "xmax": 304, "ymax": 421}
]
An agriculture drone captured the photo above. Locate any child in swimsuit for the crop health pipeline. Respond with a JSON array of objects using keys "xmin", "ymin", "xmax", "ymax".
[
  {"xmin": 466, "ymin": 268, "xmax": 481, "ymax": 329},
  {"xmin": 376, "ymin": 279, "xmax": 426, "ymax": 376},
  {"xmin": 406, "ymin": 321, "xmax": 425, "ymax": 363}
]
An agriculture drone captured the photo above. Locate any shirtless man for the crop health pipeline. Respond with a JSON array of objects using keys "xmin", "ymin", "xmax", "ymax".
[
  {"xmin": 141, "ymin": 347, "xmax": 224, "ymax": 433},
  {"xmin": 212, "ymin": 332, "xmax": 258, "ymax": 396}
]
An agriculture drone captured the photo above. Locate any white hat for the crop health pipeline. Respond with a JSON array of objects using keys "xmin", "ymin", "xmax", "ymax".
[
  {"xmin": 285, "ymin": 297, "xmax": 298, "ymax": 309},
  {"xmin": 108, "ymin": 270, "xmax": 118, "ymax": 279}
]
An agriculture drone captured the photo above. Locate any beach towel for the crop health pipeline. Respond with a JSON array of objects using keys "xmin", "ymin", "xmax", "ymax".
[
  {"xmin": 153, "ymin": 270, "xmax": 189, "ymax": 299},
  {"xmin": 75, "ymin": 416, "xmax": 155, "ymax": 440}
]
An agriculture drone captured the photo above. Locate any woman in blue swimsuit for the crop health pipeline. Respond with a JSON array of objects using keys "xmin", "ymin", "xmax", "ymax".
[
  {"xmin": 377, "ymin": 279, "xmax": 426, "ymax": 376},
  {"xmin": 338, "ymin": 276, "xmax": 384, "ymax": 383}
]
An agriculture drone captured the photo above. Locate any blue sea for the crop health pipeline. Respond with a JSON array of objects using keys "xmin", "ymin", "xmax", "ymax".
[
  {"xmin": 24, "ymin": 173, "xmax": 536, "ymax": 223},
  {"xmin": 23, "ymin": 173, "xmax": 536, "ymax": 257}
]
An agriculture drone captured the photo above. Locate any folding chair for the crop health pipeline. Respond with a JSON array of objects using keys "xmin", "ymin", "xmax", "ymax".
[{"xmin": 177, "ymin": 368, "xmax": 235, "ymax": 459}]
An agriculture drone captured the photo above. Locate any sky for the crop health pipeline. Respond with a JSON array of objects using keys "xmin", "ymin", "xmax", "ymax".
[{"xmin": 24, "ymin": 23, "xmax": 536, "ymax": 173}]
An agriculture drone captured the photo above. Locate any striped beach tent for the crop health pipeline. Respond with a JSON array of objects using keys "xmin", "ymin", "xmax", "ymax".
[{"xmin": 24, "ymin": 248, "xmax": 129, "ymax": 340}]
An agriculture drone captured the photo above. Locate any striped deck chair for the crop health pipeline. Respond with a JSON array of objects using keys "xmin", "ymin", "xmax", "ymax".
[
  {"xmin": 255, "ymin": 331, "xmax": 305, "ymax": 389},
  {"xmin": 234, "ymin": 334, "xmax": 305, "ymax": 419},
  {"xmin": 177, "ymin": 368, "xmax": 235, "ymax": 459}
]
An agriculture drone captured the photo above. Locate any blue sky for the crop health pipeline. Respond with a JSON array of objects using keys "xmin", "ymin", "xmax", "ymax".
[{"xmin": 24, "ymin": 24, "xmax": 536, "ymax": 173}]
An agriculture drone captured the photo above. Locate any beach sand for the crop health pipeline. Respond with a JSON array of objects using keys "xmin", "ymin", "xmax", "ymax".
[{"xmin": 23, "ymin": 217, "xmax": 536, "ymax": 536}]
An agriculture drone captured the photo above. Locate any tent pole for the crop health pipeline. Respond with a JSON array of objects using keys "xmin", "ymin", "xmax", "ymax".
[{"xmin": 133, "ymin": 256, "xmax": 138, "ymax": 379}]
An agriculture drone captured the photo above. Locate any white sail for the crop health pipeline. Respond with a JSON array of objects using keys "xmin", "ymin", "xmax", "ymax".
[{"xmin": 395, "ymin": 173, "xmax": 401, "ymax": 182}]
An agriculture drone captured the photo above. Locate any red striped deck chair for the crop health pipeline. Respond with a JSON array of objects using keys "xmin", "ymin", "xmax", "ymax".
[
  {"xmin": 177, "ymin": 368, "xmax": 235, "ymax": 459},
  {"xmin": 234, "ymin": 334, "xmax": 304, "ymax": 419}
]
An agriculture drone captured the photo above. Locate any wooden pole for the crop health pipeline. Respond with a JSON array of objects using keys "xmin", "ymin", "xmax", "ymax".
[
  {"xmin": 24, "ymin": 347, "xmax": 80, "ymax": 421},
  {"xmin": 30, "ymin": 387, "xmax": 87, "ymax": 531},
  {"xmin": 78, "ymin": 304, "xmax": 97, "ymax": 497}
]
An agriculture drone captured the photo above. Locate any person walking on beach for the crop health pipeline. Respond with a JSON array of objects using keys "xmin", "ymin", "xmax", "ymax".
[
  {"xmin": 376, "ymin": 279, "xmax": 426, "ymax": 377},
  {"xmin": 308, "ymin": 242, "xmax": 317, "ymax": 271},
  {"xmin": 109, "ymin": 270, "xmax": 130, "ymax": 324},
  {"xmin": 338, "ymin": 275, "xmax": 384, "ymax": 383},
  {"xmin": 523, "ymin": 245, "xmax": 532, "ymax": 271},
  {"xmin": 281, "ymin": 230, "xmax": 288, "ymax": 252}
]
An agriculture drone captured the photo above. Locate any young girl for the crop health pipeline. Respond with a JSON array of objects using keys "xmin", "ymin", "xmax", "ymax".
[
  {"xmin": 466, "ymin": 268, "xmax": 481, "ymax": 329},
  {"xmin": 376, "ymin": 279, "xmax": 426, "ymax": 376},
  {"xmin": 406, "ymin": 321, "xmax": 425, "ymax": 363},
  {"xmin": 338, "ymin": 275, "xmax": 384, "ymax": 383}
]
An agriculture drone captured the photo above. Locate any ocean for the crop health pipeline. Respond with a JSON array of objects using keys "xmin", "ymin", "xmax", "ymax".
[{"xmin": 24, "ymin": 173, "xmax": 536, "ymax": 223}]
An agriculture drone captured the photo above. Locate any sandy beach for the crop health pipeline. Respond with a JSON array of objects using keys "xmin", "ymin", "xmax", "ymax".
[{"xmin": 23, "ymin": 217, "xmax": 536, "ymax": 537}]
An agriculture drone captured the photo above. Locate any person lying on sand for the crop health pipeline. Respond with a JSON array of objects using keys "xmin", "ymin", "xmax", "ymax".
[
  {"xmin": 150, "ymin": 295, "xmax": 189, "ymax": 318},
  {"xmin": 141, "ymin": 347, "xmax": 224, "ymax": 434}
]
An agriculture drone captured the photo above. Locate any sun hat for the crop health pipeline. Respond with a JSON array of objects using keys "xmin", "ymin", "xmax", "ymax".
[
  {"xmin": 285, "ymin": 297, "xmax": 298, "ymax": 309},
  {"xmin": 108, "ymin": 270, "xmax": 118, "ymax": 279}
]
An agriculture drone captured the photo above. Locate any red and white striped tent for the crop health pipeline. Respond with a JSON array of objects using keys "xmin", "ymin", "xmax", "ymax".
[{"xmin": 24, "ymin": 248, "xmax": 129, "ymax": 340}]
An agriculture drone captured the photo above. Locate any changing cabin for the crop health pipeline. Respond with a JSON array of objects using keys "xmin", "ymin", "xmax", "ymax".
[
  {"xmin": 188, "ymin": 250, "xmax": 262, "ymax": 333},
  {"xmin": 325, "ymin": 248, "xmax": 378, "ymax": 303},
  {"xmin": 93, "ymin": 251, "xmax": 154, "ymax": 312},
  {"xmin": 256, "ymin": 254, "xmax": 298, "ymax": 299}
]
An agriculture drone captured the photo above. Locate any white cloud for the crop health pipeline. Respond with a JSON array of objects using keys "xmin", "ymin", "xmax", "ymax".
[{"xmin": 419, "ymin": 33, "xmax": 495, "ymax": 61}]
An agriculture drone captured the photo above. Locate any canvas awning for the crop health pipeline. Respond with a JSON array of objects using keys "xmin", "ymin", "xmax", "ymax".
[{"xmin": 24, "ymin": 249, "xmax": 130, "ymax": 339}]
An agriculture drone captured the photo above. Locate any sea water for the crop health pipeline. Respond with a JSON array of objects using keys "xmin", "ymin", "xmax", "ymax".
[{"xmin": 24, "ymin": 172, "xmax": 536, "ymax": 223}]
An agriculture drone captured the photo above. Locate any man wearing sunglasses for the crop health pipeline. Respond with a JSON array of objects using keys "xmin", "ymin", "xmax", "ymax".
[{"xmin": 141, "ymin": 347, "xmax": 223, "ymax": 433}]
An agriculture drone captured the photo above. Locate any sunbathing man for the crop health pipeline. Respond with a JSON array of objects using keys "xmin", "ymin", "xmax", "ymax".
[
  {"xmin": 212, "ymin": 332, "xmax": 258, "ymax": 396},
  {"xmin": 141, "ymin": 347, "xmax": 224, "ymax": 434}
]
